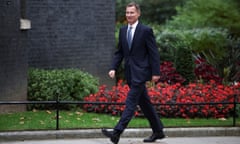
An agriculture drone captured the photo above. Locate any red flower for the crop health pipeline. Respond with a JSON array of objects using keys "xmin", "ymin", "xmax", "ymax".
[{"xmin": 83, "ymin": 79, "xmax": 239, "ymax": 118}]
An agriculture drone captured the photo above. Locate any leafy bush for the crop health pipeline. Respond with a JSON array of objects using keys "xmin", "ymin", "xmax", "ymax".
[
  {"xmin": 159, "ymin": 61, "xmax": 185, "ymax": 84},
  {"xmin": 194, "ymin": 56, "xmax": 222, "ymax": 84},
  {"xmin": 221, "ymin": 36, "xmax": 240, "ymax": 83},
  {"xmin": 175, "ymin": 47, "xmax": 195, "ymax": 84},
  {"xmin": 169, "ymin": 0, "xmax": 240, "ymax": 36},
  {"xmin": 155, "ymin": 29, "xmax": 178, "ymax": 62},
  {"xmin": 156, "ymin": 27, "xmax": 240, "ymax": 84},
  {"xmin": 83, "ymin": 80, "xmax": 240, "ymax": 118},
  {"xmin": 161, "ymin": 0, "xmax": 240, "ymax": 84},
  {"xmin": 28, "ymin": 68, "xmax": 99, "ymax": 110}
]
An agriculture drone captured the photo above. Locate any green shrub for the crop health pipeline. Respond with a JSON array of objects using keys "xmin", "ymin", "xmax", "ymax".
[
  {"xmin": 156, "ymin": 27, "xmax": 240, "ymax": 84},
  {"xmin": 159, "ymin": 0, "xmax": 240, "ymax": 84},
  {"xmin": 27, "ymin": 68, "xmax": 99, "ymax": 110},
  {"xmin": 169, "ymin": 0, "xmax": 240, "ymax": 36},
  {"xmin": 175, "ymin": 47, "xmax": 195, "ymax": 84}
]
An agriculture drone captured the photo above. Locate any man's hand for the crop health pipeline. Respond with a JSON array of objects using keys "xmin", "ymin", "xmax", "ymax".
[
  {"xmin": 152, "ymin": 75, "xmax": 160, "ymax": 82},
  {"xmin": 108, "ymin": 70, "xmax": 116, "ymax": 79}
]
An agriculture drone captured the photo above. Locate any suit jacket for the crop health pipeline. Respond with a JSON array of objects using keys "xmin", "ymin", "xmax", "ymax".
[{"xmin": 111, "ymin": 23, "xmax": 160, "ymax": 84}]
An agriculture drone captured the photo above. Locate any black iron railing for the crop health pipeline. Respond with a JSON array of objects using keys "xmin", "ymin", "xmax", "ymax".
[{"xmin": 0, "ymin": 94, "xmax": 239, "ymax": 130}]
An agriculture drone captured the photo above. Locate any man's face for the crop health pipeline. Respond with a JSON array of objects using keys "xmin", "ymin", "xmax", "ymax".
[{"xmin": 125, "ymin": 6, "xmax": 140, "ymax": 25}]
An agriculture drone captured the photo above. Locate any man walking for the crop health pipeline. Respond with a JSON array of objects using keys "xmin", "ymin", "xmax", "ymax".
[{"xmin": 102, "ymin": 2, "xmax": 165, "ymax": 144}]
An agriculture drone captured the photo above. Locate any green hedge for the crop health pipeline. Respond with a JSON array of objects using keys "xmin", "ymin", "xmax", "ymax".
[{"xmin": 27, "ymin": 68, "xmax": 99, "ymax": 110}]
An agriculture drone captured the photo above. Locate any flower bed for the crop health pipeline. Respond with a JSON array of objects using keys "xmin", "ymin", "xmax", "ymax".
[{"xmin": 83, "ymin": 80, "xmax": 240, "ymax": 118}]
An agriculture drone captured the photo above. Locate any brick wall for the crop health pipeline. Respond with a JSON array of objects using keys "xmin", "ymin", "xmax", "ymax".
[
  {"xmin": 0, "ymin": 0, "xmax": 115, "ymax": 113},
  {"xmin": 0, "ymin": 0, "xmax": 27, "ymax": 113},
  {"xmin": 26, "ymin": 0, "xmax": 116, "ymax": 85}
]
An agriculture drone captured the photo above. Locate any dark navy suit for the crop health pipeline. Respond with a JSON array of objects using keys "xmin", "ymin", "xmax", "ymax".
[{"xmin": 111, "ymin": 23, "xmax": 164, "ymax": 133}]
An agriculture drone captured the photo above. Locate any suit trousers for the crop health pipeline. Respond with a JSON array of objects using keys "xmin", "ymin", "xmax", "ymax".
[{"xmin": 114, "ymin": 82, "xmax": 164, "ymax": 133}]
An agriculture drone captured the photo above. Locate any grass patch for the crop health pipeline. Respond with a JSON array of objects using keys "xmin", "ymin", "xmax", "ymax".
[{"xmin": 0, "ymin": 110, "xmax": 239, "ymax": 131}]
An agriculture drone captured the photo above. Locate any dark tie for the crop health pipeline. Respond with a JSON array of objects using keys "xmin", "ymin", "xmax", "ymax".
[{"xmin": 127, "ymin": 27, "xmax": 133, "ymax": 49}]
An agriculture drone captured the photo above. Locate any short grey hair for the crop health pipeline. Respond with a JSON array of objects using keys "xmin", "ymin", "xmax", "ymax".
[{"xmin": 126, "ymin": 2, "xmax": 141, "ymax": 14}]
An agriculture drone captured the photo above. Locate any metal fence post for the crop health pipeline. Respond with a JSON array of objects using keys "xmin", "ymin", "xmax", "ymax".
[
  {"xmin": 56, "ymin": 94, "xmax": 60, "ymax": 130},
  {"xmin": 233, "ymin": 94, "xmax": 237, "ymax": 127}
]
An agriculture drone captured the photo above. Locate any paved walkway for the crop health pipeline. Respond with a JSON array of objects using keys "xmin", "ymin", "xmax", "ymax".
[
  {"xmin": 1, "ymin": 127, "xmax": 240, "ymax": 144},
  {"xmin": 2, "ymin": 137, "xmax": 240, "ymax": 144}
]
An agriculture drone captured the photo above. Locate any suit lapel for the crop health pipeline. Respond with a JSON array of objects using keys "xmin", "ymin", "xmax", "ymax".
[
  {"xmin": 130, "ymin": 23, "xmax": 140, "ymax": 52},
  {"xmin": 121, "ymin": 23, "xmax": 141, "ymax": 52},
  {"xmin": 122, "ymin": 26, "xmax": 130, "ymax": 52}
]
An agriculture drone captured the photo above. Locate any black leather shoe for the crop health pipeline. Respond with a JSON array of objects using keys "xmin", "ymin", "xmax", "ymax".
[
  {"xmin": 143, "ymin": 132, "xmax": 165, "ymax": 142},
  {"xmin": 102, "ymin": 129, "xmax": 120, "ymax": 144}
]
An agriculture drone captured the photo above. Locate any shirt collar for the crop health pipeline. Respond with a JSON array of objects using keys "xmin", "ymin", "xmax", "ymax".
[{"xmin": 128, "ymin": 20, "xmax": 138, "ymax": 29}]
